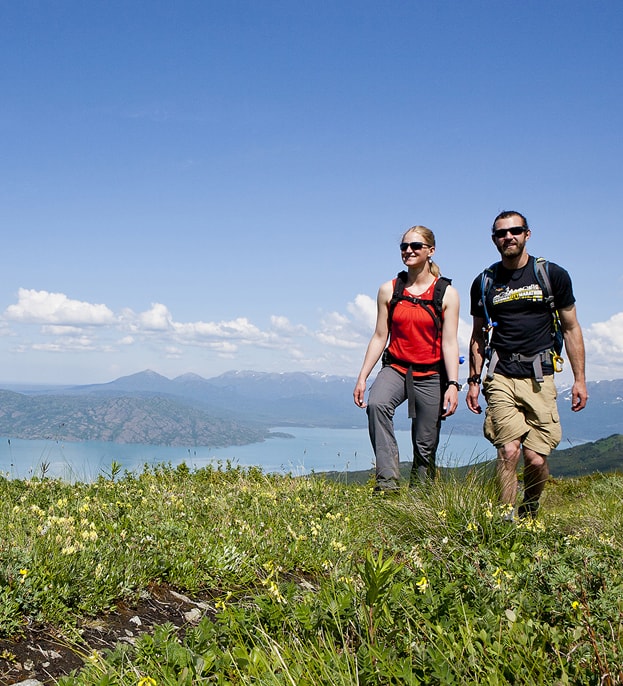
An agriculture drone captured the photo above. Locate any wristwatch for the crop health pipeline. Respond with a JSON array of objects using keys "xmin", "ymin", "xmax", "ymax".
[
  {"xmin": 467, "ymin": 375, "xmax": 482, "ymax": 384},
  {"xmin": 446, "ymin": 380, "xmax": 461, "ymax": 390}
]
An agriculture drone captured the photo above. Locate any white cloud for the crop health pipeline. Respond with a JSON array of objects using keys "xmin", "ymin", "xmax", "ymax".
[
  {"xmin": 5, "ymin": 289, "xmax": 114, "ymax": 326},
  {"xmin": 583, "ymin": 312, "xmax": 623, "ymax": 380},
  {"xmin": 347, "ymin": 294, "xmax": 377, "ymax": 332},
  {"xmin": 171, "ymin": 317, "xmax": 273, "ymax": 344},
  {"xmin": 585, "ymin": 313, "xmax": 623, "ymax": 356},
  {"xmin": 270, "ymin": 315, "xmax": 308, "ymax": 335},
  {"xmin": 5, "ymin": 286, "xmax": 623, "ymax": 382},
  {"xmin": 41, "ymin": 325, "xmax": 85, "ymax": 336},
  {"xmin": 32, "ymin": 335, "xmax": 95, "ymax": 352},
  {"xmin": 165, "ymin": 346, "xmax": 183, "ymax": 358},
  {"xmin": 139, "ymin": 303, "xmax": 173, "ymax": 331}
]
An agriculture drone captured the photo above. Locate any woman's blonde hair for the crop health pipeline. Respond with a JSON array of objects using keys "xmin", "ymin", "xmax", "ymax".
[{"xmin": 402, "ymin": 225, "xmax": 440, "ymax": 277}]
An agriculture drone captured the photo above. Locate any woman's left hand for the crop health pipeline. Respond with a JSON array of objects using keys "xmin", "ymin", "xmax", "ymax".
[{"xmin": 441, "ymin": 386, "xmax": 459, "ymax": 417}]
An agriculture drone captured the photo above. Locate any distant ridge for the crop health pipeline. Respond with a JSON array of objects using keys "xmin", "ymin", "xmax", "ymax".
[{"xmin": 0, "ymin": 371, "xmax": 621, "ymax": 447}]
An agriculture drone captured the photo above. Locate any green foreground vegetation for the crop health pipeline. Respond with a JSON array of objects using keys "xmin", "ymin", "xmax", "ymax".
[{"xmin": 1, "ymin": 461, "xmax": 623, "ymax": 685}]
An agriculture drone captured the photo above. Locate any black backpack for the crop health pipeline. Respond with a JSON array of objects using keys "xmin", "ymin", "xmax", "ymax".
[
  {"xmin": 382, "ymin": 271, "xmax": 451, "ymax": 373},
  {"xmin": 480, "ymin": 256, "xmax": 564, "ymax": 371},
  {"xmin": 388, "ymin": 270, "xmax": 451, "ymax": 338}
]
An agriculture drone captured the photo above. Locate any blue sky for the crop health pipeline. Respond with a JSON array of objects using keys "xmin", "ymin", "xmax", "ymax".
[{"xmin": 1, "ymin": 0, "xmax": 621, "ymax": 385}]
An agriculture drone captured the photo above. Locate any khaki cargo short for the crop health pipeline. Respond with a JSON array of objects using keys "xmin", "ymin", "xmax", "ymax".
[{"xmin": 482, "ymin": 374, "xmax": 561, "ymax": 456}]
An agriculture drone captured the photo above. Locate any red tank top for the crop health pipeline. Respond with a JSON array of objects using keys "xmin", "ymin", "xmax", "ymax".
[{"xmin": 387, "ymin": 278, "xmax": 443, "ymax": 377}]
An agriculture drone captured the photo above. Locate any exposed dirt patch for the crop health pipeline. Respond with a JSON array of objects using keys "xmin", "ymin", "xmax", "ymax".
[{"xmin": 0, "ymin": 583, "xmax": 216, "ymax": 685}]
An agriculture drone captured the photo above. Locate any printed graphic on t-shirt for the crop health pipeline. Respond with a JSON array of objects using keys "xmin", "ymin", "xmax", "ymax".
[{"xmin": 492, "ymin": 283, "xmax": 543, "ymax": 305}]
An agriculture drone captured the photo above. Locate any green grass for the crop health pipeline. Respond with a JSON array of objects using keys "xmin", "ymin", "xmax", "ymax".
[{"xmin": 1, "ymin": 460, "xmax": 623, "ymax": 684}]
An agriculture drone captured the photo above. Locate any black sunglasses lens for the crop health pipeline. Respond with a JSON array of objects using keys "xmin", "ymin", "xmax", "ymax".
[
  {"xmin": 400, "ymin": 242, "xmax": 424, "ymax": 251},
  {"xmin": 494, "ymin": 227, "xmax": 525, "ymax": 239}
]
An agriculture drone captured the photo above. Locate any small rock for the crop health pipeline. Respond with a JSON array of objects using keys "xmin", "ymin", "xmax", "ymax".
[
  {"xmin": 129, "ymin": 615, "xmax": 142, "ymax": 626},
  {"xmin": 170, "ymin": 590, "xmax": 193, "ymax": 604},
  {"xmin": 184, "ymin": 607, "xmax": 203, "ymax": 623}
]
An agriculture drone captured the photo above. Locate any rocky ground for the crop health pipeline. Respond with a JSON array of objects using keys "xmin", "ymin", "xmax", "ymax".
[{"xmin": 0, "ymin": 584, "xmax": 215, "ymax": 685}]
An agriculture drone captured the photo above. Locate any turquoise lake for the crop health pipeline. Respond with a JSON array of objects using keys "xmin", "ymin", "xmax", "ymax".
[{"xmin": 0, "ymin": 427, "xmax": 497, "ymax": 481}]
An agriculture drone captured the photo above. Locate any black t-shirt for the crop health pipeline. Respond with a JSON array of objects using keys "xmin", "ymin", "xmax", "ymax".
[{"xmin": 469, "ymin": 257, "xmax": 575, "ymax": 378}]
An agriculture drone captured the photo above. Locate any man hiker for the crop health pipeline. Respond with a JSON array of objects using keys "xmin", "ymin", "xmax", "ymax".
[{"xmin": 466, "ymin": 210, "xmax": 587, "ymax": 518}]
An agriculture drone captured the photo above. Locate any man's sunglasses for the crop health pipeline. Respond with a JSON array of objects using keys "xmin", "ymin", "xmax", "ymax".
[
  {"xmin": 492, "ymin": 226, "xmax": 527, "ymax": 239},
  {"xmin": 400, "ymin": 241, "xmax": 430, "ymax": 252}
]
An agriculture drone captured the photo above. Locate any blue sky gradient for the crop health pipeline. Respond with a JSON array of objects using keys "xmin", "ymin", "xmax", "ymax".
[{"xmin": 1, "ymin": 1, "xmax": 621, "ymax": 384}]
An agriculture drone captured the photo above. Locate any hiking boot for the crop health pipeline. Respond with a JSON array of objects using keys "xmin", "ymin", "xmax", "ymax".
[
  {"xmin": 373, "ymin": 484, "xmax": 400, "ymax": 496},
  {"xmin": 518, "ymin": 500, "xmax": 540, "ymax": 519}
]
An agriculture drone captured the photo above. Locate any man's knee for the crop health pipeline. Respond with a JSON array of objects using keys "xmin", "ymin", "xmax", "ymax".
[
  {"xmin": 497, "ymin": 440, "xmax": 522, "ymax": 466},
  {"xmin": 523, "ymin": 448, "xmax": 547, "ymax": 469}
]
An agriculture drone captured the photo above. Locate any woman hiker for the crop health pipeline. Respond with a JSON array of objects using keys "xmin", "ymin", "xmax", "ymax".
[{"xmin": 353, "ymin": 225, "xmax": 460, "ymax": 491}]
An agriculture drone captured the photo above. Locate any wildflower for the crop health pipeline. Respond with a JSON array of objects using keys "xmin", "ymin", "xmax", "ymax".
[
  {"xmin": 325, "ymin": 511, "xmax": 343, "ymax": 521},
  {"xmin": 492, "ymin": 567, "xmax": 513, "ymax": 587},
  {"xmin": 437, "ymin": 509, "xmax": 447, "ymax": 521},
  {"xmin": 466, "ymin": 522, "xmax": 478, "ymax": 532},
  {"xmin": 500, "ymin": 503, "xmax": 514, "ymax": 518},
  {"xmin": 19, "ymin": 569, "xmax": 28, "ymax": 583},
  {"xmin": 517, "ymin": 518, "xmax": 545, "ymax": 532},
  {"xmin": 138, "ymin": 677, "xmax": 157, "ymax": 686},
  {"xmin": 416, "ymin": 575, "xmax": 429, "ymax": 593},
  {"xmin": 407, "ymin": 546, "xmax": 423, "ymax": 568},
  {"xmin": 571, "ymin": 601, "xmax": 580, "ymax": 610},
  {"xmin": 310, "ymin": 521, "xmax": 321, "ymax": 538},
  {"xmin": 87, "ymin": 649, "xmax": 102, "ymax": 663}
]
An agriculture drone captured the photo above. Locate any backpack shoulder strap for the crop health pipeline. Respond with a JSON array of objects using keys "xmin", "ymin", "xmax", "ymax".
[
  {"xmin": 480, "ymin": 262, "xmax": 499, "ymax": 329},
  {"xmin": 432, "ymin": 276, "xmax": 452, "ymax": 316},
  {"xmin": 533, "ymin": 256, "xmax": 554, "ymax": 310},
  {"xmin": 387, "ymin": 271, "xmax": 408, "ymax": 329},
  {"xmin": 388, "ymin": 272, "xmax": 449, "ymax": 334},
  {"xmin": 533, "ymin": 256, "xmax": 564, "ymax": 358}
]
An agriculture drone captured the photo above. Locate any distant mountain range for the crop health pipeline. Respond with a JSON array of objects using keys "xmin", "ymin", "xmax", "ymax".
[{"xmin": 0, "ymin": 370, "xmax": 621, "ymax": 447}]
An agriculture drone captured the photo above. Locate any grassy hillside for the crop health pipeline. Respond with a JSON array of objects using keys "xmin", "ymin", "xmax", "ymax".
[
  {"xmin": 549, "ymin": 433, "xmax": 623, "ymax": 477},
  {"xmin": 320, "ymin": 433, "xmax": 623, "ymax": 485},
  {"xmin": 1, "ymin": 463, "xmax": 622, "ymax": 684}
]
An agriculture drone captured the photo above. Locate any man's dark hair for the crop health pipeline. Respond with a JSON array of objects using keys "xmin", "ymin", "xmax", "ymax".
[{"xmin": 492, "ymin": 210, "xmax": 529, "ymax": 233}]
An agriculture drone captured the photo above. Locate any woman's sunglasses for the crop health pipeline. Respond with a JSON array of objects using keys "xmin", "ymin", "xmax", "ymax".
[{"xmin": 400, "ymin": 241, "xmax": 430, "ymax": 252}]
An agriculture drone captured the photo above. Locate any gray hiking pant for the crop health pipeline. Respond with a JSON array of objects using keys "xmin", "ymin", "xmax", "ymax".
[{"xmin": 367, "ymin": 366, "xmax": 443, "ymax": 488}]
